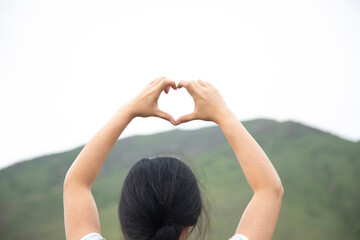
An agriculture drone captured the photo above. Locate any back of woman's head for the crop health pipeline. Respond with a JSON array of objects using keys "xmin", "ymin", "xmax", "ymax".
[{"xmin": 118, "ymin": 156, "xmax": 206, "ymax": 240}]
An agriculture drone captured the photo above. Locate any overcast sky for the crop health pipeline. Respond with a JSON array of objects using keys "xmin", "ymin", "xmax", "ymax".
[{"xmin": 1, "ymin": 0, "xmax": 359, "ymax": 170}]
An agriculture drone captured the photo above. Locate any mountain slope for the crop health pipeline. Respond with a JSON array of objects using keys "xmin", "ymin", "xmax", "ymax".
[{"xmin": 0, "ymin": 119, "xmax": 359, "ymax": 240}]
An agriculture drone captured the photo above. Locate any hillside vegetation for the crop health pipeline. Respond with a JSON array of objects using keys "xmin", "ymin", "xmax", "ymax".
[{"xmin": 0, "ymin": 119, "xmax": 359, "ymax": 240}]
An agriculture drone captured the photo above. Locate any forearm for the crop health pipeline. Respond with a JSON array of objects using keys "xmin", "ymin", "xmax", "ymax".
[
  {"xmin": 64, "ymin": 104, "xmax": 134, "ymax": 189},
  {"xmin": 218, "ymin": 112, "xmax": 283, "ymax": 193}
]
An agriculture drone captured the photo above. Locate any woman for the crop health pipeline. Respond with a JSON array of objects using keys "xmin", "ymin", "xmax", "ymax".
[{"xmin": 63, "ymin": 76, "xmax": 284, "ymax": 240}]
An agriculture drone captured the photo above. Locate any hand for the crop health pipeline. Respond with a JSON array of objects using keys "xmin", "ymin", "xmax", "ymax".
[
  {"xmin": 175, "ymin": 80, "xmax": 232, "ymax": 125},
  {"xmin": 127, "ymin": 76, "xmax": 177, "ymax": 125}
]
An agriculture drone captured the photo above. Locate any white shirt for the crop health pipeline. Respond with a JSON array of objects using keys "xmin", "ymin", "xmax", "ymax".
[
  {"xmin": 229, "ymin": 234, "xmax": 249, "ymax": 240},
  {"xmin": 80, "ymin": 233, "xmax": 105, "ymax": 240},
  {"xmin": 80, "ymin": 232, "xmax": 249, "ymax": 240}
]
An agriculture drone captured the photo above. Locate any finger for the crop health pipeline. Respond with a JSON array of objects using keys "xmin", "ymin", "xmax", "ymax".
[
  {"xmin": 175, "ymin": 112, "xmax": 197, "ymax": 125},
  {"xmin": 177, "ymin": 80, "xmax": 195, "ymax": 95},
  {"xmin": 171, "ymin": 81, "xmax": 177, "ymax": 90},
  {"xmin": 150, "ymin": 76, "xmax": 165, "ymax": 85},
  {"xmin": 155, "ymin": 109, "xmax": 176, "ymax": 125},
  {"xmin": 153, "ymin": 76, "xmax": 166, "ymax": 85},
  {"xmin": 177, "ymin": 80, "xmax": 189, "ymax": 89},
  {"xmin": 164, "ymin": 85, "xmax": 171, "ymax": 94},
  {"xmin": 191, "ymin": 79, "xmax": 205, "ymax": 90},
  {"xmin": 159, "ymin": 78, "xmax": 177, "ymax": 93},
  {"xmin": 205, "ymin": 81, "xmax": 216, "ymax": 89},
  {"xmin": 197, "ymin": 79, "xmax": 207, "ymax": 87},
  {"xmin": 149, "ymin": 78, "xmax": 157, "ymax": 85}
]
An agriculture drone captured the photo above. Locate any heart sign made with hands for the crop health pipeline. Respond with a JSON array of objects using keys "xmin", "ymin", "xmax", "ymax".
[
  {"xmin": 158, "ymin": 87, "xmax": 195, "ymax": 122},
  {"xmin": 131, "ymin": 77, "xmax": 229, "ymax": 126}
]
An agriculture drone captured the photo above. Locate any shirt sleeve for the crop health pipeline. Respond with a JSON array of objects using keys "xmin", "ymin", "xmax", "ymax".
[
  {"xmin": 229, "ymin": 234, "xmax": 249, "ymax": 240},
  {"xmin": 80, "ymin": 232, "xmax": 105, "ymax": 240}
]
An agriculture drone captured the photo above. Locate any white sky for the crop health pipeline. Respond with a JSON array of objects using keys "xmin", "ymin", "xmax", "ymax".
[{"xmin": 1, "ymin": 0, "xmax": 360, "ymax": 170}]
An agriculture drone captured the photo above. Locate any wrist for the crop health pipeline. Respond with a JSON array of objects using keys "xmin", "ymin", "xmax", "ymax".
[
  {"xmin": 214, "ymin": 107, "xmax": 235, "ymax": 125},
  {"xmin": 117, "ymin": 102, "xmax": 137, "ymax": 122}
]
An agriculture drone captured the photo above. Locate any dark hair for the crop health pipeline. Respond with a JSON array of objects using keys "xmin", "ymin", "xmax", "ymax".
[{"xmin": 118, "ymin": 156, "xmax": 208, "ymax": 240}]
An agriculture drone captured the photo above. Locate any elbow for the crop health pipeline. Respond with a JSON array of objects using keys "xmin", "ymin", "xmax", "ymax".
[
  {"xmin": 255, "ymin": 179, "xmax": 284, "ymax": 199},
  {"xmin": 63, "ymin": 170, "xmax": 77, "ymax": 190},
  {"xmin": 263, "ymin": 183, "xmax": 284, "ymax": 199},
  {"xmin": 63, "ymin": 170, "xmax": 90, "ymax": 191},
  {"xmin": 276, "ymin": 183, "xmax": 284, "ymax": 198},
  {"xmin": 63, "ymin": 171, "xmax": 71, "ymax": 191},
  {"xmin": 270, "ymin": 175, "xmax": 284, "ymax": 198},
  {"xmin": 272, "ymin": 176, "xmax": 284, "ymax": 198},
  {"xmin": 260, "ymin": 184, "xmax": 284, "ymax": 201}
]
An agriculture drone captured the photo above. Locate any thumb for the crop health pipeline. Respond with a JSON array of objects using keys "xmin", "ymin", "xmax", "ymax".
[
  {"xmin": 175, "ymin": 112, "xmax": 197, "ymax": 125},
  {"xmin": 155, "ymin": 109, "xmax": 176, "ymax": 125}
]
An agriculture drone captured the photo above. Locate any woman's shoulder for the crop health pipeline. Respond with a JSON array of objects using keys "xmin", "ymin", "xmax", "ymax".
[{"xmin": 229, "ymin": 233, "xmax": 249, "ymax": 240}]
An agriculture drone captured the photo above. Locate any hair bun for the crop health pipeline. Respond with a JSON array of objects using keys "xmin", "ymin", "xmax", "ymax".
[{"xmin": 153, "ymin": 223, "xmax": 182, "ymax": 240}]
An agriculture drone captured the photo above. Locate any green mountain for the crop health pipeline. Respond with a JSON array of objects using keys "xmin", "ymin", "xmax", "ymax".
[{"xmin": 0, "ymin": 119, "xmax": 359, "ymax": 240}]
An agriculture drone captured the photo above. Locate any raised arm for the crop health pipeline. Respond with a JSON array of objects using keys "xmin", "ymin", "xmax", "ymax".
[
  {"xmin": 176, "ymin": 80, "xmax": 284, "ymax": 240},
  {"xmin": 63, "ymin": 77, "xmax": 176, "ymax": 240}
]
